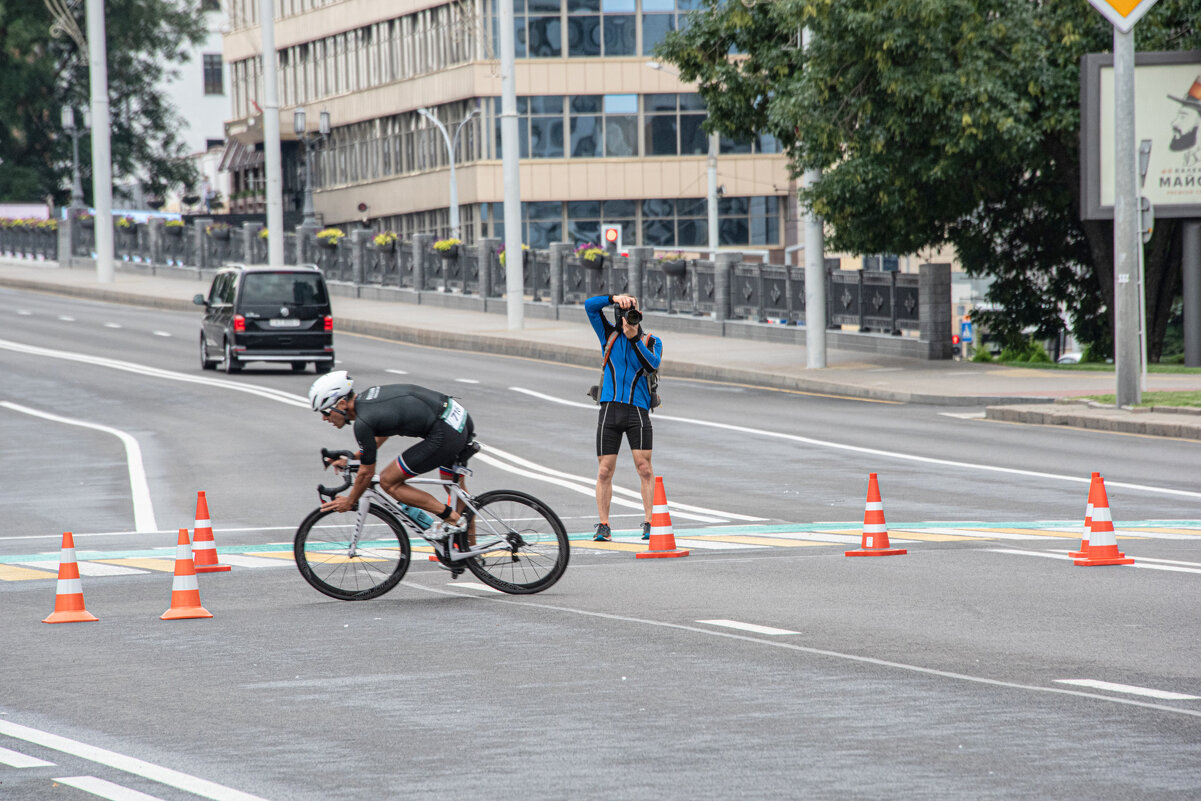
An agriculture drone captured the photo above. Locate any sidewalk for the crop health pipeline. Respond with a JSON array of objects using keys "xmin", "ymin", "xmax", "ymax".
[{"xmin": 3, "ymin": 258, "xmax": 1200, "ymax": 440}]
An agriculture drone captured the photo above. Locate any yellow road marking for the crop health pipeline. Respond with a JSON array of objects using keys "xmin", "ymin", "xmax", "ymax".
[
  {"xmin": 686, "ymin": 535, "xmax": 829, "ymax": 547},
  {"xmin": 245, "ymin": 551, "xmax": 297, "ymax": 560},
  {"xmin": 1125, "ymin": 527, "xmax": 1201, "ymax": 535},
  {"xmin": 961, "ymin": 527, "xmax": 1080, "ymax": 539},
  {"xmin": 94, "ymin": 558, "xmax": 175, "ymax": 572},
  {"xmin": 887, "ymin": 530, "xmax": 987, "ymax": 542},
  {"xmin": 571, "ymin": 541, "xmax": 646, "ymax": 552},
  {"xmin": 0, "ymin": 564, "xmax": 58, "ymax": 581}
]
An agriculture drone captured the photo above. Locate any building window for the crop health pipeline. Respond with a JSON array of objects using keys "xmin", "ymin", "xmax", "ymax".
[
  {"xmin": 203, "ymin": 54, "xmax": 224, "ymax": 96},
  {"xmin": 201, "ymin": 0, "xmax": 220, "ymax": 12}
]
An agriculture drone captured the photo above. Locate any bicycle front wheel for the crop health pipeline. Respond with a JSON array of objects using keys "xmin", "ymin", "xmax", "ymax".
[
  {"xmin": 459, "ymin": 490, "xmax": 569, "ymax": 594},
  {"xmin": 294, "ymin": 506, "xmax": 411, "ymax": 600}
]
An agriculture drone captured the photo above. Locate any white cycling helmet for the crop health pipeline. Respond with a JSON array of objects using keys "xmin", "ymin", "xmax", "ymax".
[{"xmin": 309, "ymin": 370, "xmax": 353, "ymax": 413}]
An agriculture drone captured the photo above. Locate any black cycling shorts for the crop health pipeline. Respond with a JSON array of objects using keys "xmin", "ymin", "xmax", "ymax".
[
  {"xmin": 596, "ymin": 402, "xmax": 652, "ymax": 456},
  {"xmin": 397, "ymin": 416, "xmax": 475, "ymax": 479}
]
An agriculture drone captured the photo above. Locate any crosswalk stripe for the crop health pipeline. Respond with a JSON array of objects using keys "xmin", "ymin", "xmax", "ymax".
[{"xmin": 54, "ymin": 776, "xmax": 167, "ymax": 801}]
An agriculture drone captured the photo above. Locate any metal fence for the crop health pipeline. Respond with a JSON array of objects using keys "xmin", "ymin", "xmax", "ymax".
[{"xmin": 14, "ymin": 217, "xmax": 943, "ymax": 342}]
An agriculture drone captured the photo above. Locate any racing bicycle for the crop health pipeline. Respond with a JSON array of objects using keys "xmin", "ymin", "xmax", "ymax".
[{"xmin": 294, "ymin": 444, "xmax": 569, "ymax": 599}]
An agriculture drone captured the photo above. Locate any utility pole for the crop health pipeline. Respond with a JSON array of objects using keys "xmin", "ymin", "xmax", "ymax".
[
  {"xmin": 499, "ymin": 0, "xmax": 523, "ymax": 329},
  {"xmin": 802, "ymin": 27, "xmax": 827, "ymax": 368},
  {"xmin": 1112, "ymin": 28, "xmax": 1140, "ymax": 406},
  {"xmin": 85, "ymin": 0, "xmax": 113, "ymax": 283},
  {"xmin": 260, "ymin": 0, "xmax": 284, "ymax": 266}
]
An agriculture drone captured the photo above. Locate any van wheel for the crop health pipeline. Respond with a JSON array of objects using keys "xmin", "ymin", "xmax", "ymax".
[
  {"xmin": 223, "ymin": 340, "xmax": 242, "ymax": 373},
  {"xmin": 315, "ymin": 357, "xmax": 334, "ymax": 374},
  {"xmin": 291, "ymin": 362, "xmax": 307, "ymax": 372},
  {"xmin": 199, "ymin": 335, "xmax": 217, "ymax": 371}
]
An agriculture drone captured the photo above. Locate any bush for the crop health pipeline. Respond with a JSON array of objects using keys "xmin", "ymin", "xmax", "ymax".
[{"xmin": 971, "ymin": 348, "xmax": 994, "ymax": 363}]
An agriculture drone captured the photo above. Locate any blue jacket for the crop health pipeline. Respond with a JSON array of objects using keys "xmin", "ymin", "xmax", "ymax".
[{"xmin": 585, "ymin": 295, "xmax": 663, "ymax": 409}]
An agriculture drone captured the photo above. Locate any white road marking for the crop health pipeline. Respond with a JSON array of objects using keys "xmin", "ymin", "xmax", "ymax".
[
  {"xmin": 151, "ymin": 331, "xmax": 171, "ymax": 338},
  {"xmin": 698, "ymin": 619, "xmax": 800, "ymax": 636},
  {"xmin": 415, "ymin": 584, "xmax": 1201, "ymax": 719},
  {"xmin": 0, "ymin": 720, "xmax": 271, "ymax": 801},
  {"xmin": 17, "ymin": 309, "xmax": 32, "ymax": 315},
  {"xmin": 54, "ymin": 776, "xmax": 167, "ymax": 801},
  {"xmin": 509, "ymin": 386, "xmax": 1201, "ymax": 500},
  {"xmin": 0, "ymin": 745, "xmax": 54, "ymax": 767},
  {"xmin": 385, "ymin": 369, "xmax": 408, "ymax": 375},
  {"xmin": 58, "ymin": 315, "xmax": 76, "ymax": 322},
  {"xmin": 1, "ymin": 402, "xmax": 157, "ymax": 533},
  {"xmin": 939, "ymin": 411, "xmax": 985, "ymax": 419},
  {"xmin": 454, "ymin": 378, "xmax": 480, "ymax": 384},
  {"xmin": 481, "ymin": 443, "xmax": 763, "ymax": 523},
  {"xmin": 214, "ymin": 554, "xmax": 291, "ymax": 568},
  {"xmin": 0, "ymin": 339, "xmax": 309, "ymax": 407},
  {"xmin": 451, "ymin": 582, "xmax": 503, "ymax": 593},
  {"xmin": 1053, "ymin": 680, "xmax": 1200, "ymax": 701},
  {"xmin": 987, "ymin": 548, "xmax": 1201, "ymax": 574},
  {"xmin": 104, "ymin": 322, "xmax": 122, "ymax": 329}
]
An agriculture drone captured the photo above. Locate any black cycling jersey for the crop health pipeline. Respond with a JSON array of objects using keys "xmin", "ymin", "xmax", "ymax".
[{"xmin": 352, "ymin": 384, "xmax": 451, "ymax": 465}]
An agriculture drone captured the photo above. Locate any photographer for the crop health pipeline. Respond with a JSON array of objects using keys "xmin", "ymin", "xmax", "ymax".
[{"xmin": 584, "ymin": 293, "xmax": 663, "ymax": 541}]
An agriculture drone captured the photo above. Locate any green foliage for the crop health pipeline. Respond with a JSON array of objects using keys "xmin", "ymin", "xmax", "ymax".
[
  {"xmin": 970, "ymin": 348, "xmax": 993, "ymax": 363},
  {"xmin": 656, "ymin": 0, "xmax": 1201, "ymax": 360},
  {"xmin": 0, "ymin": 2, "xmax": 206, "ymax": 205}
]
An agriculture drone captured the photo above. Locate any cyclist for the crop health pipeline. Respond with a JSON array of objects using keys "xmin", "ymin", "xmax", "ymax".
[
  {"xmin": 584, "ymin": 293, "xmax": 663, "ymax": 541},
  {"xmin": 308, "ymin": 371, "xmax": 473, "ymax": 537}
]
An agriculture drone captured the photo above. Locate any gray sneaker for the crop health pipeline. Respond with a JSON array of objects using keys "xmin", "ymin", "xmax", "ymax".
[
  {"xmin": 593, "ymin": 523, "xmax": 611, "ymax": 542},
  {"xmin": 641, "ymin": 521, "xmax": 651, "ymax": 540}
]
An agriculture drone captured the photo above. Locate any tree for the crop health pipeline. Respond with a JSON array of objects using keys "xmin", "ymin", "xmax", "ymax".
[
  {"xmin": 0, "ymin": 1, "xmax": 206, "ymax": 206},
  {"xmin": 657, "ymin": 0, "xmax": 1201, "ymax": 359}
]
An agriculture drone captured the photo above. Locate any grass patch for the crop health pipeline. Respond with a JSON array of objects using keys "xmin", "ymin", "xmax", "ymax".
[
  {"xmin": 1077, "ymin": 390, "xmax": 1201, "ymax": 408},
  {"xmin": 985, "ymin": 360, "xmax": 1201, "ymax": 374}
]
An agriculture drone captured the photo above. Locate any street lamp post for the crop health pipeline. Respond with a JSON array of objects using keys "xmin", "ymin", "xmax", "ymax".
[
  {"xmin": 61, "ymin": 106, "xmax": 88, "ymax": 210},
  {"xmin": 647, "ymin": 60, "xmax": 719, "ymax": 261},
  {"xmin": 293, "ymin": 109, "xmax": 330, "ymax": 229},
  {"xmin": 417, "ymin": 107, "xmax": 480, "ymax": 240}
]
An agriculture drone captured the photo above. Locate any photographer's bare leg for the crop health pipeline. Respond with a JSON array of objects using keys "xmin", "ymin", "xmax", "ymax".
[
  {"xmin": 632, "ymin": 449, "xmax": 654, "ymax": 522},
  {"xmin": 596, "ymin": 454, "xmax": 617, "ymax": 525}
]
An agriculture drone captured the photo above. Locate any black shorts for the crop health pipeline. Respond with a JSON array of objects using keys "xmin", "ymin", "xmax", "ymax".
[
  {"xmin": 397, "ymin": 416, "xmax": 475, "ymax": 479},
  {"xmin": 596, "ymin": 402, "xmax": 652, "ymax": 456}
]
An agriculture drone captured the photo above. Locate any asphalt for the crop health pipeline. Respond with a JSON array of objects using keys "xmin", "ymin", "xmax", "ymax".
[{"xmin": 3, "ymin": 257, "xmax": 1200, "ymax": 441}]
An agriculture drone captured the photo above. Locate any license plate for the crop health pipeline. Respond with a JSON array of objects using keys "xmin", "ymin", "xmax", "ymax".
[{"xmin": 268, "ymin": 319, "xmax": 301, "ymax": 328}]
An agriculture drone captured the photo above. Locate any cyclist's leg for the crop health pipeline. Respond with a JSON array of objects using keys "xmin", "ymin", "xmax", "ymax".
[{"xmin": 378, "ymin": 424, "xmax": 465, "ymax": 524}]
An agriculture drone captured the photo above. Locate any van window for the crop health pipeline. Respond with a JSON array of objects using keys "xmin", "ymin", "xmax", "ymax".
[{"xmin": 239, "ymin": 272, "xmax": 328, "ymax": 306}]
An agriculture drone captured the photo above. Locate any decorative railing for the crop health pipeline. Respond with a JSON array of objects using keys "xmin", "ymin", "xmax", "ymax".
[{"xmin": 3, "ymin": 216, "xmax": 950, "ymax": 356}]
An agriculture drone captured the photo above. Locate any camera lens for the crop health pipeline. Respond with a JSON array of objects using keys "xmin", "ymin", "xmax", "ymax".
[{"xmin": 625, "ymin": 308, "xmax": 642, "ymax": 326}]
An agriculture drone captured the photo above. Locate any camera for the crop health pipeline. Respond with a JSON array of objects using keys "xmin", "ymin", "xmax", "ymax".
[{"xmin": 615, "ymin": 306, "xmax": 642, "ymax": 327}]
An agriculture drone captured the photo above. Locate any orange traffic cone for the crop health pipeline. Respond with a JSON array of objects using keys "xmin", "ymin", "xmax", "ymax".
[
  {"xmin": 1073, "ymin": 476, "xmax": 1134, "ymax": 566},
  {"xmin": 191, "ymin": 491, "xmax": 230, "ymax": 573},
  {"xmin": 1068, "ymin": 473, "xmax": 1099, "ymax": 559},
  {"xmin": 43, "ymin": 532, "xmax": 99, "ymax": 624},
  {"xmin": 636, "ymin": 476, "xmax": 689, "ymax": 559},
  {"xmin": 846, "ymin": 473, "xmax": 907, "ymax": 557},
  {"xmin": 161, "ymin": 528, "xmax": 213, "ymax": 620}
]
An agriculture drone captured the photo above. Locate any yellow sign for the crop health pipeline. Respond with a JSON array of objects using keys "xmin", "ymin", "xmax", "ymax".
[{"xmin": 1087, "ymin": 0, "xmax": 1160, "ymax": 32}]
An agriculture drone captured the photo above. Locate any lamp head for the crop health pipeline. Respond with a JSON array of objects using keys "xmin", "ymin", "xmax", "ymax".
[{"xmin": 293, "ymin": 109, "xmax": 306, "ymax": 136}]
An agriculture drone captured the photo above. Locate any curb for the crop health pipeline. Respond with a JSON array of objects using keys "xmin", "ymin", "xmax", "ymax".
[{"xmin": 985, "ymin": 404, "xmax": 1201, "ymax": 440}]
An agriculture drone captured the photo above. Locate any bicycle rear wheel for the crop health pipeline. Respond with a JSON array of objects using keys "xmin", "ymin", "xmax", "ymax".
[
  {"xmin": 459, "ymin": 490, "xmax": 569, "ymax": 594},
  {"xmin": 294, "ymin": 506, "xmax": 411, "ymax": 600}
]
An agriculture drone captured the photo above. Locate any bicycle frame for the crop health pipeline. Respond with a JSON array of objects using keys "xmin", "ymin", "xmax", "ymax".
[{"xmin": 348, "ymin": 476, "xmax": 515, "ymax": 564}]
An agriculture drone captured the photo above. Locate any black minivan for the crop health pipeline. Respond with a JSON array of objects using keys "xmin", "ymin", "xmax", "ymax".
[{"xmin": 194, "ymin": 264, "xmax": 335, "ymax": 373}]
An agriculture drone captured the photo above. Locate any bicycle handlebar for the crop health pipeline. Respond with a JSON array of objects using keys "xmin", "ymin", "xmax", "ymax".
[{"xmin": 318, "ymin": 448, "xmax": 358, "ymax": 499}]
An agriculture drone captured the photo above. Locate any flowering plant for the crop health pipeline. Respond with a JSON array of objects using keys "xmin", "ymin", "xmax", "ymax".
[
  {"xmin": 373, "ymin": 230, "xmax": 398, "ymax": 247},
  {"xmin": 575, "ymin": 242, "xmax": 604, "ymax": 261},
  {"xmin": 164, "ymin": 219, "xmax": 184, "ymax": 229},
  {"xmin": 434, "ymin": 237, "xmax": 461, "ymax": 252},
  {"xmin": 258, "ymin": 227, "xmax": 270, "ymax": 239},
  {"xmin": 37, "ymin": 218, "xmax": 58, "ymax": 231},
  {"xmin": 205, "ymin": 222, "xmax": 231, "ymax": 236},
  {"xmin": 498, "ymin": 243, "xmax": 529, "ymax": 266},
  {"xmin": 316, "ymin": 227, "xmax": 345, "ymax": 244},
  {"xmin": 657, "ymin": 250, "xmax": 685, "ymax": 261},
  {"xmin": 115, "ymin": 215, "xmax": 135, "ymax": 229}
]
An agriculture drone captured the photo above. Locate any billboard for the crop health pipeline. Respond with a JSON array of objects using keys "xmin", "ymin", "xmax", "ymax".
[{"xmin": 1081, "ymin": 50, "xmax": 1201, "ymax": 220}]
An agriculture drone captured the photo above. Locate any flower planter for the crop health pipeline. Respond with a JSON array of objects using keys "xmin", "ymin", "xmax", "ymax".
[
  {"xmin": 80, "ymin": 218, "xmax": 94, "ymax": 229},
  {"xmin": 438, "ymin": 245, "xmax": 459, "ymax": 260},
  {"xmin": 662, "ymin": 259, "xmax": 687, "ymax": 278},
  {"xmin": 164, "ymin": 226, "xmax": 184, "ymax": 237},
  {"xmin": 318, "ymin": 239, "xmax": 339, "ymax": 249},
  {"xmin": 208, "ymin": 229, "xmax": 230, "ymax": 241},
  {"xmin": 581, "ymin": 254, "xmax": 604, "ymax": 270}
]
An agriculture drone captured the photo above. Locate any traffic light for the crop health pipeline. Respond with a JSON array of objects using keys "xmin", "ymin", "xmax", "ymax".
[
  {"xmin": 952, "ymin": 334, "xmax": 961, "ymax": 346},
  {"xmin": 603, "ymin": 224, "xmax": 622, "ymax": 254}
]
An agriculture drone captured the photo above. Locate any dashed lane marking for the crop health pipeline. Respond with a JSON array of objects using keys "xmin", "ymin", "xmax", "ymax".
[
  {"xmin": 1053, "ymin": 680, "xmax": 1200, "ymax": 701},
  {"xmin": 0, "ymin": 744, "xmax": 55, "ymax": 767},
  {"xmin": 698, "ymin": 620, "xmax": 800, "ymax": 636}
]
